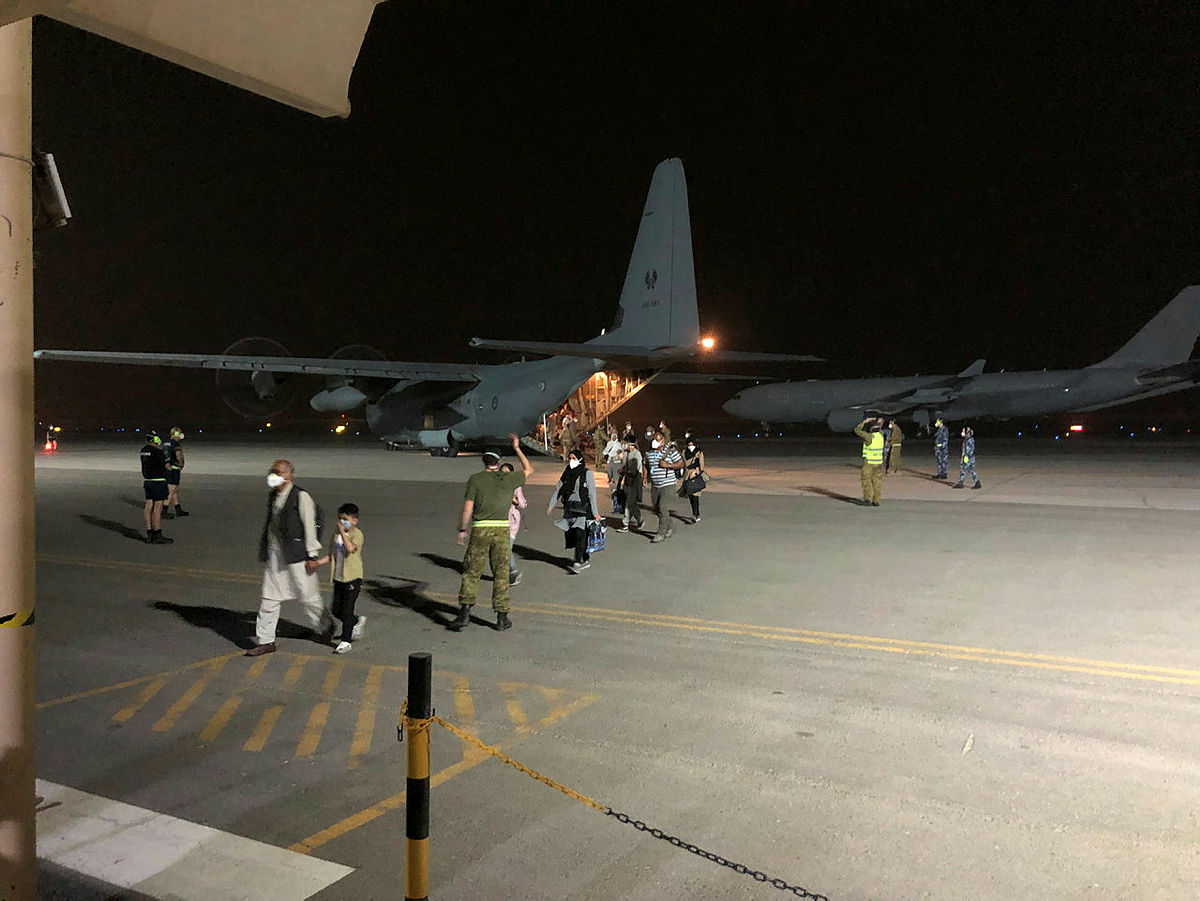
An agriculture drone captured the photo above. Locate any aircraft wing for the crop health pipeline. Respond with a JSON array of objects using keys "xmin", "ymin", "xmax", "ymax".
[
  {"xmin": 33, "ymin": 350, "xmax": 480, "ymax": 383},
  {"xmin": 469, "ymin": 337, "xmax": 821, "ymax": 366}
]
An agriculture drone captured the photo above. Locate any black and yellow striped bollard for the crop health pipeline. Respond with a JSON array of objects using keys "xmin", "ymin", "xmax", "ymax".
[{"xmin": 406, "ymin": 652, "xmax": 432, "ymax": 901}]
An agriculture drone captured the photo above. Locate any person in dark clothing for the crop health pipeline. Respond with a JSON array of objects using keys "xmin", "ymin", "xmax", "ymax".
[
  {"xmin": 680, "ymin": 438, "xmax": 707, "ymax": 523},
  {"xmin": 139, "ymin": 433, "xmax": 173, "ymax": 544},
  {"xmin": 547, "ymin": 448, "xmax": 602, "ymax": 572},
  {"xmin": 161, "ymin": 426, "xmax": 189, "ymax": 519}
]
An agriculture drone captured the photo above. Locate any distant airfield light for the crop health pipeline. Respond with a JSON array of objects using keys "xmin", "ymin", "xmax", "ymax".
[
  {"xmin": 700, "ymin": 336, "xmax": 716, "ymax": 351},
  {"xmin": 265, "ymin": 422, "xmax": 272, "ymax": 428},
  {"xmin": 53, "ymin": 426, "xmax": 61, "ymax": 433},
  {"xmin": 335, "ymin": 424, "xmax": 347, "ymax": 434},
  {"xmin": 1069, "ymin": 424, "xmax": 1084, "ymax": 432}
]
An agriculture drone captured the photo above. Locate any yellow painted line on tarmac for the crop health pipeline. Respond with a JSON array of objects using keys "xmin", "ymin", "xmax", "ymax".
[
  {"xmin": 40, "ymin": 553, "xmax": 1200, "ymax": 687},
  {"xmin": 289, "ymin": 753, "xmax": 490, "ymax": 856},
  {"xmin": 153, "ymin": 656, "xmax": 232, "ymax": 732},
  {"xmin": 244, "ymin": 705, "xmax": 284, "ymax": 753},
  {"xmin": 111, "ymin": 674, "xmax": 172, "ymax": 724},
  {"xmin": 38, "ymin": 652, "xmax": 240, "ymax": 710},
  {"xmin": 348, "ymin": 665, "xmax": 384, "ymax": 770},
  {"xmin": 296, "ymin": 659, "xmax": 345, "ymax": 757},
  {"xmin": 498, "ymin": 681, "xmax": 531, "ymax": 734},
  {"xmin": 199, "ymin": 654, "xmax": 272, "ymax": 744}
]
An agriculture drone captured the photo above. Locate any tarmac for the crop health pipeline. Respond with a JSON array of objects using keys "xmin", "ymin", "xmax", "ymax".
[{"xmin": 30, "ymin": 436, "xmax": 1200, "ymax": 900}]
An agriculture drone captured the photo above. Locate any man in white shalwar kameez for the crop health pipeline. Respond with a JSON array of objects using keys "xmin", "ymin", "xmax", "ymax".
[{"xmin": 246, "ymin": 459, "xmax": 332, "ymax": 656}]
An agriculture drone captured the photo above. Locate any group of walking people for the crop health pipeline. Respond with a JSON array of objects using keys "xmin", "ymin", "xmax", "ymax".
[{"xmin": 856, "ymin": 416, "xmax": 982, "ymax": 506}]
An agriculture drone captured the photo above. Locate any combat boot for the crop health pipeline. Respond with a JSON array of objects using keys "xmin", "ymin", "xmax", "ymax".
[
  {"xmin": 972, "ymin": 481, "xmax": 982, "ymax": 489},
  {"xmin": 162, "ymin": 508, "xmax": 175, "ymax": 519},
  {"xmin": 495, "ymin": 612, "xmax": 512, "ymax": 631},
  {"xmin": 448, "ymin": 605, "xmax": 471, "ymax": 631},
  {"xmin": 952, "ymin": 482, "xmax": 964, "ymax": 489},
  {"xmin": 151, "ymin": 530, "xmax": 174, "ymax": 544}
]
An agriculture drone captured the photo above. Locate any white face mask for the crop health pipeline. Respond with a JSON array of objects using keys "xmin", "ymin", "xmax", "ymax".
[
  {"xmin": 687, "ymin": 445, "xmax": 695, "ymax": 452},
  {"xmin": 568, "ymin": 458, "xmax": 580, "ymax": 469},
  {"xmin": 651, "ymin": 440, "xmax": 662, "ymax": 449},
  {"xmin": 267, "ymin": 473, "xmax": 286, "ymax": 489}
]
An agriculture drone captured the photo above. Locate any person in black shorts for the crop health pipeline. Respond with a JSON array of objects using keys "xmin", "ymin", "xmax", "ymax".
[
  {"xmin": 140, "ymin": 433, "xmax": 174, "ymax": 544},
  {"xmin": 162, "ymin": 426, "xmax": 189, "ymax": 519}
]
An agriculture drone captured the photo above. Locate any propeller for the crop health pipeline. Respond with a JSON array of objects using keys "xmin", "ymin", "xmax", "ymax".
[{"xmin": 215, "ymin": 337, "xmax": 298, "ymax": 417}]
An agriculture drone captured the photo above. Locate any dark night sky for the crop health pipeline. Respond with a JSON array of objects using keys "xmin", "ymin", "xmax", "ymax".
[{"xmin": 30, "ymin": 2, "xmax": 1200, "ymax": 425}]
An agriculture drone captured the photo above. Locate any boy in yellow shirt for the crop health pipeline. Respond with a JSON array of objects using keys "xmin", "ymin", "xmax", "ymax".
[{"xmin": 316, "ymin": 503, "xmax": 365, "ymax": 654}]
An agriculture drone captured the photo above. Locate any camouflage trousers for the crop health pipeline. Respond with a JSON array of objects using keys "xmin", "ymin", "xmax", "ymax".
[
  {"xmin": 958, "ymin": 459, "xmax": 979, "ymax": 486},
  {"xmin": 458, "ymin": 526, "xmax": 511, "ymax": 612},
  {"xmin": 860, "ymin": 462, "xmax": 883, "ymax": 503},
  {"xmin": 934, "ymin": 445, "xmax": 949, "ymax": 476}
]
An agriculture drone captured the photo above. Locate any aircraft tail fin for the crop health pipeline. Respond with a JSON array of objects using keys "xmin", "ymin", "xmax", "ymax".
[
  {"xmin": 957, "ymin": 359, "xmax": 986, "ymax": 377},
  {"xmin": 1094, "ymin": 286, "xmax": 1200, "ymax": 368},
  {"xmin": 595, "ymin": 158, "xmax": 699, "ymax": 350}
]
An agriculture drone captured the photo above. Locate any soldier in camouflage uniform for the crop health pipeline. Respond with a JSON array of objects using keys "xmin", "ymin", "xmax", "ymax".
[
  {"xmin": 952, "ymin": 426, "xmax": 982, "ymax": 489},
  {"xmin": 452, "ymin": 435, "xmax": 534, "ymax": 631},
  {"xmin": 932, "ymin": 418, "xmax": 950, "ymax": 479}
]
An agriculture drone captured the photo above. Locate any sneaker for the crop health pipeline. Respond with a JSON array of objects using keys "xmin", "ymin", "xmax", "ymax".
[
  {"xmin": 665, "ymin": 527, "xmax": 675, "ymax": 539},
  {"xmin": 617, "ymin": 525, "xmax": 628, "ymax": 533},
  {"xmin": 509, "ymin": 570, "xmax": 522, "ymax": 586},
  {"xmin": 351, "ymin": 616, "xmax": 366, "ymax": 641},
  {"xmin": 650, "ymin": 535, "xmax": 665, "ymax": 543},
  {"xmin": 333, "ymin": 641, "xmax": 352, "ymax": 654},
  {"xmin": 692, "ymin": 516, "xmax": 701, "ymax": 523},
  {"xmin": 577, "ymin": 561, "xmax": 591, "ymax": 571}
]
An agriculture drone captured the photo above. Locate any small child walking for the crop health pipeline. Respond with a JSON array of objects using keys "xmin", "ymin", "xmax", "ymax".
[
  {"xmin": 500, "ymin": 462, "xmax": 527, "ymax": 586},
  {"xmin": 316, "ymin": 503, "xmax": 366, "ymax": 654}
]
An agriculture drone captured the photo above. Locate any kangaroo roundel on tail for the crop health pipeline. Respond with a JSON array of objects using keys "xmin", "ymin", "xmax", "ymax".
[{"xmin": 608, "ymin": 158, "xmax": 699, "ymax": 349}]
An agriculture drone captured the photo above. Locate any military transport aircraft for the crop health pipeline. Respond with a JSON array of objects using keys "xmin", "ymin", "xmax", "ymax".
[
  {"xmin": 723, "ymin": 284, "xmax": 1200, "ymax": 431},
  {"xmin": 35, "ymin": 158, "xmax": 817, "ymax": 455}
]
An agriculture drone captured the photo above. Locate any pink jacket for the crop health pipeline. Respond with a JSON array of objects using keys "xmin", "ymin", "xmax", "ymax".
[{"xmin": 508, "ymin": 486, "xmax": 527, "ymax": 539}]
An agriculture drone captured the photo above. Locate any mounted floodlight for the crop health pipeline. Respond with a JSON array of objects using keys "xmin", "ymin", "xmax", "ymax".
[{"xmin": 700, "ymin": 336, "xmax": 716, "ymax": 350}]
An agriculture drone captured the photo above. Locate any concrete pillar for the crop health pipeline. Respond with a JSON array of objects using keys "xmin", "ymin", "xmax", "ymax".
[{"xmin": 0, "ymin": 15, "xmax": 36, "ymax": 901}]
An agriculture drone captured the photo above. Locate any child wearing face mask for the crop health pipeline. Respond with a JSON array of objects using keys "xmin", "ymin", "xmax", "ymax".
[{"xmin": 314, "ymin": 503, "xmax": 366, "ymax": 654}]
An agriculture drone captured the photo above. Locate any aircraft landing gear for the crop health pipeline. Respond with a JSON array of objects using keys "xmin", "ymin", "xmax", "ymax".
[{"xmin": 429, "ymin": 432, "xmax": 459, "ymax": 457}]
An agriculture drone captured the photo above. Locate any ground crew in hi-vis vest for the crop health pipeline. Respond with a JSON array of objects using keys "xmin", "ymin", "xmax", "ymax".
[
  {"xmin": 932, "ymin": 418, "xmax": 950, "ymax": 479},
  {"xmin": 854, "ymin": 418, "xmax": 885, "ymax": 506},
  {"xmin": 953, "ymin": 426, "xmax": 982, "ymax": 489}
]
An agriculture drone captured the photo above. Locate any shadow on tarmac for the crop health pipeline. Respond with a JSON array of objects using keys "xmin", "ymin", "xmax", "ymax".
[
  {"xmin": 363, "ymin": 577, "xmax": 461, "ymax": 628},
  {"xmin": 512, "ymin": 542, "xmax": 573, "ymax": 572},
  {"xmin": 79, "ymin": 514, "xmax": 145, "ymax": 542},
  {"xmin": 149, "ymin": 601, "xmax": 315, "ymax": 648},
  {"xmin": 799, "ymin": 485, "xmax": 862, "ymax": 505},
  {"xmin": 119, "ymin": 494, "xmax": 146, "ymax": 509}
]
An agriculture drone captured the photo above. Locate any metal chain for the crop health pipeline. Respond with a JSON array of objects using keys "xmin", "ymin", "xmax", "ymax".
[
  {"xmin": 606, "ymin": 810, "xmax": 829, "ymax": 899},
  {"xmin": 399, "ymin": 697, "xmax": 829, "ymax": 898}
]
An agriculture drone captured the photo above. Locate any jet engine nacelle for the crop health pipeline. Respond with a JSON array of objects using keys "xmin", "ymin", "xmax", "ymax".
[
  {"xmin": 826, "ymin": 408, "xmax": 869, "ymax": 432},
  {"xmin": 310, "ymin": 385, "xmax": 368, "ymax": 413}
]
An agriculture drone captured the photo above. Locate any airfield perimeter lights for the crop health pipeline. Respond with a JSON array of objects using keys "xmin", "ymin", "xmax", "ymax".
[{"xmin": 1069, "ymin": 424, "xmax": 1084, "ymax": 432}]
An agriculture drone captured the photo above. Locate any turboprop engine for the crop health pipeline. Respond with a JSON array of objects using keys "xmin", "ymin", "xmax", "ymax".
[
  {"xmin": 216, "ymin": 337, "xmax": 296, "ymax": 417},
  {"xmin": 308, "ymin": 344, "xmax": 386, "ymax": 413}
]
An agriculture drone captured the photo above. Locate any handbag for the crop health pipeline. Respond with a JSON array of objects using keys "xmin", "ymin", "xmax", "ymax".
[
  {"xmin": 683, "ymin": 474, "xmax": 705, "ymax": 495},
  {"xmin": 585, "ymin": 520, "xmax": 607, "ymax": 553},
  {"xmin": 700, "ymin": 469, "xmax": 711, "ymax": 484}
]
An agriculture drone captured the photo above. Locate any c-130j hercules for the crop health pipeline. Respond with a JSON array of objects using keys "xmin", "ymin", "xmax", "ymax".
[{"xmin": 37, "ymin": 159, "xmax": 816, "ymax": 455}]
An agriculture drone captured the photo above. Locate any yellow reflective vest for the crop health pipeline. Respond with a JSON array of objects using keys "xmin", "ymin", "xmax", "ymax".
[{"xmin": 862, "ymin": 432, "xmax": 884, "ymax": 465}]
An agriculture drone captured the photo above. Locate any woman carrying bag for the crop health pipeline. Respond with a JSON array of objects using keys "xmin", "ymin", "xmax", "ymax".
[
  {"xmin": 547, "ymin": 448, "xmax": 603, "ymax": 573},
  {"xmin": 680, "ymin": 438, "xmax": 708, "ymax": 523}
]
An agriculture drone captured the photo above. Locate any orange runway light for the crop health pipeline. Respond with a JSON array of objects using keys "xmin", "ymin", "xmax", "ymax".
[{"xmin": 1069, "ymin": 424, "xmax": 1084, "ymax": 432}]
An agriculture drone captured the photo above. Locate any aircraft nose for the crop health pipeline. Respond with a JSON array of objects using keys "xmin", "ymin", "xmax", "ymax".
[{"xmin": 722, "ymin": 393, "xmax": 749, "ymax": 417}]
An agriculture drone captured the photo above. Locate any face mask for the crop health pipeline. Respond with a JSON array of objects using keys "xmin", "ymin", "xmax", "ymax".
[
  {"xmin": 339, "ymin": 519, "xmax": 351, "ymax": 530},
  {"xmin": 651, "ymin": 440, "xmax": 662, "ymax": 449},
  {"xmin": 267, "ymin": 473, "xmax": 285, "ymax": 489},
  {"xmin": 568, "ymin": 459, "xmax": 580, "ymax": 469},
  {"xmin": 687, "ymin": 445, "xmax": 695, "ymax": 452}
]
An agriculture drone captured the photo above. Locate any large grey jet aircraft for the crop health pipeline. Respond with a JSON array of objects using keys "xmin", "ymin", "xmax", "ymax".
[
  {"xmin": 723, "ymin": 285, "xmax": 1200, "ymax": 431},
  {"xmin": 36, "ymin": 159, "xmax": 815, "ymax": 454}
]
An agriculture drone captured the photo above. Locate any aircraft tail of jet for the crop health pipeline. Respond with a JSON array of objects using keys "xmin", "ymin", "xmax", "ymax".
[{"xmin": 1091, "ymin": 285, "xmax": 1200, "ymax": 368}]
